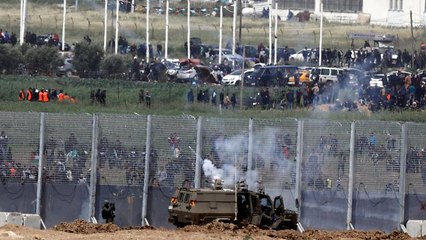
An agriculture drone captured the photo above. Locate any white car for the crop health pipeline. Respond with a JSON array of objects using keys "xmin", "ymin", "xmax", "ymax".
[
  {"xmin": 369, "ymin": 73, "xmax": 385, "ymax": 88},
  {"xmin": 176, "ymin": 66, "xmax": 196, "ymax": 82},
  {"xmin": 289, "ymin": 48, "xmax": 312, "ymax": 62},
  {"xmin": 310, "ymin": 67, "xmax": 343, "ymax": 84},
  {"xmin": 221, "ymin": 69, "xmax": 254, "ymax": 86},
  {"xmin": 210, "ymin": 49, "xmax": 244, "ymax": 64}
]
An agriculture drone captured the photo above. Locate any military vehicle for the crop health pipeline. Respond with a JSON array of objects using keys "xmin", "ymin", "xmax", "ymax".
[{"xmin": 168, "ymin": 180, "xmax": 299, "ymax": 230}]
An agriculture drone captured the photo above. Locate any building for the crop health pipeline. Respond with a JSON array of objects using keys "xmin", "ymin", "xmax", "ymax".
[{"xmin": 269, "ymin": 0, "xmax": 426, "ymax": 26}]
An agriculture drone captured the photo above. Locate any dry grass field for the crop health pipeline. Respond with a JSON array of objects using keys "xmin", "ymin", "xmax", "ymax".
[{"xmin": 1, "ymin": 0, "xmax": 426, "ymax": 58}]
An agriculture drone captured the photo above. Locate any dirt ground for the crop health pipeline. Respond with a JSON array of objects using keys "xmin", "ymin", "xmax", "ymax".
[{"xmin": 1, "ymin": 220, "xmax": 425, "ymax": 240}]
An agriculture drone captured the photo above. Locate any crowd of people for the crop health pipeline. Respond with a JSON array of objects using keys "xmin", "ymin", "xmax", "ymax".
[
  {"xmin": 18, "ymin": 88, "xmax": 76, "ymax": 103},
  {"xmin": 0, "ymin": 29, "xmax": 18, "ymax": 46}
]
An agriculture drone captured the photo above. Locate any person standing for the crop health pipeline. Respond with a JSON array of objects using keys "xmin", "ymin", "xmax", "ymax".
[
  {"xmin": 18, "ymin": 89, "xmax": 25, "ymax": 101},
  {"xmin": 26, "ymin": 88, "xmax": 32, "ymax": 101},
  {"xmin": 231, "ymin": 93, "xmax": 237, "ymax": 109},
  {"xmin": 211, "ymin": 90, "xmax": 217, "ymax": 105},
  {"xmin": 312, "ymin": 84, "xmax": 320, "ymax": 105},
  {"xmin": 187, "ymin": 89, "xmax": 194, "ymax": 104},
  {"xmin": 156, "ymin": 43, "xmax": 162, "ymax": 59},
  {"xmin": 219, "ymin": 91, "xmax": 225, "ymax": 107},
  {"xmin": 145, "ymin": 91, "xmax": 151, "ymax": 108}
]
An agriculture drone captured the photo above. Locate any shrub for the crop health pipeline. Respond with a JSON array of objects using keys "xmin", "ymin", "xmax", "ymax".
[
  {"xmin": 73, "ymin": 42, "xmax": 104, "ymax": 77},
  {"xmin": 0, "ymin": 45, "xmax": 24, "ymax": 74},
  {"xmin": 100, "ymin": 54, "xmax": 129, "ymax": 78},
  {"xmin": 24, "ymin": 46, "xmax": 62, "ymax": 75}
]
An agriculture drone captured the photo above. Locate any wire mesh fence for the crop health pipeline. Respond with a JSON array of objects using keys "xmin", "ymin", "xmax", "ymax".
[
  {"xmin": 2, "ymin": 112, "xmax": 426, "ymax": 229},
  {"xmin": 252, "ymin": 119, "xmax": 297, "ymax": 185},
  {"xmin": 44, "ymin": 113, "xmax": 93, "ymax": 184},
  {"xmin": 98, "ymin": 113, "xmax": 147, "ymax": 186},
  {"xmin": 202, "ymin": 117, "xmax": 249, "ymax": 189},
  {"xmin": 150, "ymin": 115, "xmax": 197, "ymax": 189},
  {"xmin": 0, "ymin": 112, "xmax": 40, "ymax": 184},
  {"xmin": 353, "ymin": 121, "xmax": 401, "ymax": 193},
  {"xmin": 406, "ymin": 122, "xmax": 426, "ymax": 196},
  {"xmin": 302, "ymin": 120, "xmax": 351, "ymax": 192}
]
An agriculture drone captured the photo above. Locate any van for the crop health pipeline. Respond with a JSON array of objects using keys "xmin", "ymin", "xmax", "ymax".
[
  {"xmin": 246, "ymin": 65, "xmax": 298, "ymax": 87},
  {"xmin": 310, "ymin": 67, "xmax": 343, "ymax": 84}
]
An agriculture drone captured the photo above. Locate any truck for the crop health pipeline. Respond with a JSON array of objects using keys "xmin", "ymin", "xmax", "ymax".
[{"xmin": 168, "ymin": 180, "xmax": 299, "ymax": 230}]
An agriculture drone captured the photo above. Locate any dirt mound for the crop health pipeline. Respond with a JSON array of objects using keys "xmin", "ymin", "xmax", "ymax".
[
  {"xmin": 54, "ymin": 219, "xmax": 121, "ymax": 234},
  {"xmin": 180, "ymin": 222, "xmax": 416, "ymax": 240},
  {"xmin": 181, "ymin": 221, "xmax": 239, "ymax": 233}
]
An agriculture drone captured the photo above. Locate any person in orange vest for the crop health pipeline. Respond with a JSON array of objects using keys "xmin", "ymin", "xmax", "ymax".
[
  {"xmin": 18, "ymin": 89, "xmax": 25, "ymax": 101},
  {"xmin": 26, "ymin": 88, "xmax": 32, "ymax": 101},
  {"xmin": 63, "ymin": 93, "xmax": 70, "ymax": 101},
  {"xmin": 58, "ymin": 90, "xmax": 64, "ymax": 102},
  {"xmin": 70, "ymin": 96, "xmax": 77, "ymax": 103},
  {"xmin": 42, "ymin": 89, "xmax": 49, "ymax": 102},
  {"xmin": 38, "ymin": 89, "xmax": 44, "ymax": 102}
]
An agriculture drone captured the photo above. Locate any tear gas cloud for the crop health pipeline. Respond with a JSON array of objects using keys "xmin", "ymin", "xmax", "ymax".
[{"xmin": 202, "ymin": 127, "xmax": 295, "ymax": 192}]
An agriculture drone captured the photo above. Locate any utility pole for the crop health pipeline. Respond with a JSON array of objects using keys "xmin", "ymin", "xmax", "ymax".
[
  {"xmin": 238, "ymin": 0, "xmax": 242, "ymax": 43},
  {"xmin": 410, "ymin": 11, "xmax": 415, "ymax": 54}
]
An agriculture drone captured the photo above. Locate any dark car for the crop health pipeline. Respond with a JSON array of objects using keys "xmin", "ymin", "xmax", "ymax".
[
  {"xmin": 246, "ymin": 65, "xmax": 298, "ymax": 87},
  {"xmin": 36, "ymin": 35, "xmax": 48, "ymax": 46},
  {"xmin": 57, "ymin": 42, "xmax": 71, "ymax": 52}
]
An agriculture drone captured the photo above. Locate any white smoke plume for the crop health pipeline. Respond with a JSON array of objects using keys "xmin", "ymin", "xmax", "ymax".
[
  {"xmin": 202, "ymin": 127, "xmax": 295, "ymax": 193},
  {"xmin": 202, "ymin": 159, "xmax": 223, "ymax": 181}
]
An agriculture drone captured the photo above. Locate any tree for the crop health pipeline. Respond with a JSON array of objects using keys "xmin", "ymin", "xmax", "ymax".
[
  {"xmin": 0, "ymin": 45, "xmax": 24, "ymax": 74},
  {"xmin": 100, "ymin": 54, "xmax": 128, "ymax": 78},
  {"xmin": 24, "ymin": 46, "xmax": 62, "ymax": 75},
  {"xmin": 73, "ymin": 42, "xmax": 104, "ymax": 78}
]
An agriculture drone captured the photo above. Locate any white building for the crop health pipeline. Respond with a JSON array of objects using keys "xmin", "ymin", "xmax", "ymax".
[{"xmin": 271, "ymin": 0, "xmax": 426, "ymax": 26}]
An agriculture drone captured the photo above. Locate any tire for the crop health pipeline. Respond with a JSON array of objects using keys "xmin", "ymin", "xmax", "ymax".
[
  {"xmin": 235, "ymin": 80, "xmax": 241, "ymax": 86},
  {"xmin": 65, "ymin": 70, "xmax": 73, "ymax": 78},
  {"xmin": 289, "ymin": 57, "xmax": 296, "ymax": 63}
]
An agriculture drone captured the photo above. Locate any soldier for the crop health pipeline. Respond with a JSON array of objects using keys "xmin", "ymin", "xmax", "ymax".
[{"xmin": 101, "ymin": 201, "xmax": 116, "ymax": 223}]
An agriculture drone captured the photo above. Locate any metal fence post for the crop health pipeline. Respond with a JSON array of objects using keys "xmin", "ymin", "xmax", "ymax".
[
  {"xmin": 88, "ymin": 114, "xmax": 99, "ymax": 219},
  {"xmin": 347, "ymin": 121, "xmax": 356, "ymax": 230},
  {"xmin": 141, "ymin": 115, "xmax": 152, "ymax": 226},
  {"xmin": 36, "ymin": 112, "xmax": 45, "ymax": 216},
  {"xmin": 247, "ymin": 118, "xmax": 254, "ymax": 171},
  {"xmin": 399, "ymin": 123, "xmax": 407, "ymax": 226},
  {"xmin": 295, "ymin": 120, "xmax": 304, "ymax": 215},
  {"xmin": 194, "ymin": 117, "xmax": 203, "ymax": 189}
]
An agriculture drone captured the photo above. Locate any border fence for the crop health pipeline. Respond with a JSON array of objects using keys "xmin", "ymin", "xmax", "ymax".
[{"xmin": 0, "ymin": 112, "xmax": 425, "ymax": 231}]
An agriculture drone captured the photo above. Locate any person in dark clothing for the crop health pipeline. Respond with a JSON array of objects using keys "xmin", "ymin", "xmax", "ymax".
[
  {"xmin": 231, "ymin": 93, "xmax": 237, "ymax": 109},
  {"xmin": 187, "ymin": 89, "xmax": 194, "ymax": 103},
  {"xmin": 101, "ymin": 201, "xmax": 115, "ymax": 223},
  {"xmin": 197, "ymin": 90, "xmax": 203, "ymax": 102},
  {"xmin": 90, "ymin": 90, "xmax": 95, "ymax": 103},
  {"xmin": 219, "ymin": 91, "xmax": 225, "ymax": 107},
  {"xmin": 95, "ymin": 89, "xmax": 101, "ymax": 103},
  {"xmin": 139, "ymin": 89, "xmax": 145, "ymax": 104},
  {"xmin": 145, "ymin": 91, "xmax": 151, "ymax": 108},
  {"xmin": 100, "ymin": 90, "xmax": 106, "ymax": 105}
]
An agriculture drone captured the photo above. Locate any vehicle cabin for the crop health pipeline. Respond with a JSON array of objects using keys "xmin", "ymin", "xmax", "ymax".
[{"xmin": 247, "ymin": 65, "xmax": 298, "ymax": 87}]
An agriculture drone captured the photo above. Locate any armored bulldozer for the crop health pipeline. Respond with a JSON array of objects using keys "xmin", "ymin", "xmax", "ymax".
[{"xmin": 168, "ymin": 180, "xmax": 298, "ymax": 230}]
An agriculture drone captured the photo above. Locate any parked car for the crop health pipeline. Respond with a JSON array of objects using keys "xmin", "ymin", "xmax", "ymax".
[
  {"xmin": 246, "ymin": 65, "xmax": 298, "ymax": 87},
  {"xmin": 221, "ymin": 68, "xmax": 254, "ymax": 86},
  {"xmin": 369, "ymin": 73, "xmax": 385, "ymax": 88},
  {"xmin": 289, "ymin": 48, "xmax": 312, "ymax": 62},
  {"xmin": 210, "ymin": 49, "xmax": 244, "ymax": 64},
  {"xmin": 288, "ymin": 69, "xmax": 311, "ymax": 85},
  {"xmin": 176, "ymin": 66, "xmax": 197, "ymax": 82},
  {"xmin": 310, "ymin": 66, "xmax": 343, "ymax": 85},
  {"xmin": 56, "ymin": 58, "xmax": 76, "ymax": 77}
]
